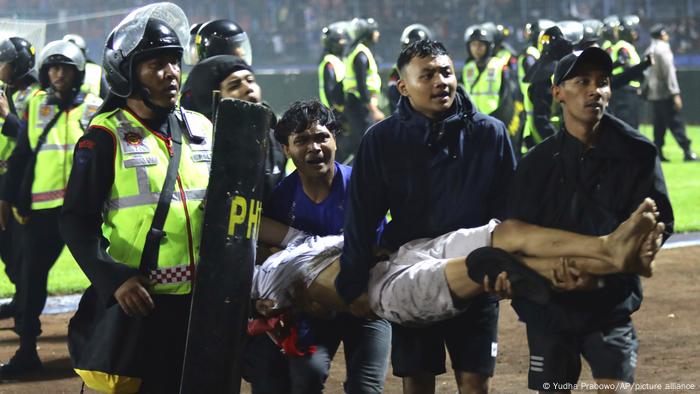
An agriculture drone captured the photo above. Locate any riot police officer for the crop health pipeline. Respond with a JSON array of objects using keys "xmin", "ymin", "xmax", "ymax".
[
  {"xmin": 319, "ymin": 21, "xmax": 349, "ymax": 113},
  {"xmin": 61, "ymin": 3, "xmax": 212, "ymax": 392},
  {"xmin": 462, "ymin": 23, "xmax": 514, "ymax": 129},
  {"xmin": 609, "ymin": 15, "xmax": 642, "ymax": 129},
  {"xmin": 518, "ymin": 19, "xmax": 554, "ymax": 154},
  {"xmin": 0, "ymin": 36, "xmax": 41, "ymax": 321},
  {"xmin": 579, "ymin": 19, "xmax": 604, "ymax": 50},
  {"xmin": 63, "ymin": 33, "xmax": 108, "ymax": 98},
  {"xmin": 524, "ymin": 21, "xmax": 583, "ymax": 148},
  {"xmin": 386, "ymin": 23, "xmax": 432, "ymax": 114},
  {"xmin": 341, "ymin": 17, "xmax": 384, "ymax": 163},
  {"xmin": 601, "ymin": 15, "xmax": 620, "ymax": 53},
  {"xmin": 0, "ymin": 39, "xmax": 102, "ymax": 378}
]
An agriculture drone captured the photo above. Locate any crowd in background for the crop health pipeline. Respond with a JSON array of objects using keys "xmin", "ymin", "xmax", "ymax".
[{"xmin": 3, "ymin": 0, "xmax": 700, "ymax": 68}]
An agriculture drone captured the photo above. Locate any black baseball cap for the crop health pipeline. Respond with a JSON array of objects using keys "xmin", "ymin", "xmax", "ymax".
[{"xmin": 553, "ymin": 46, "xmax": 612, "ymax": 86}]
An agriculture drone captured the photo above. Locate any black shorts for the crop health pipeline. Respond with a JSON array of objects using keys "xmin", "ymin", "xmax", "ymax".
[
  {"xmin": 526, "ymin": 319, "xmax": 639, "ymax": 391},
  {"xmin": 390, "ymin": 294, "xmax": 498, "ymax": 377}
]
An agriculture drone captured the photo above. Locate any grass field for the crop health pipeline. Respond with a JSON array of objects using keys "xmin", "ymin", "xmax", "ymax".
[{"xmin": 0, "ymin": 124, "xmax": 696, "ymax": 298}]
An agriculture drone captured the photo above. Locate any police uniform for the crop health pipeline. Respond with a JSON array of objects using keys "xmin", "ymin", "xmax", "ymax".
[
  {"xmin": 61, "ymin": 106, "xmax": 212, "ymax": 392},
  {"xmin": 0, "ymin": 88, "xmax": 101, "ymax": 373},
  {"xmin": 609, "ymin": 39, "xmax": 641, "ymax": 128},
  {"xmin": 80, "ymin": 60, "xmax": 108, "ymax": 99},
  {"xmin": 462, "ymin": 56, "xmax": 515, "ymax": 131},
  {"xmin": 318, "ymin": 52, "xmax": 345, "ymax": 112},
  {"xmin": 342, "ymin": 41, "xmax": 381, "ymax": 161}
]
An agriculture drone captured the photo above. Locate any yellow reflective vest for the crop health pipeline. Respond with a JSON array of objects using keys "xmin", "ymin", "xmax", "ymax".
[
  {"xmin": 318, "ymin": 54, "xmax": 345, "ymax": 110},
  {"xmin": 611, "ymin": 40, "xmax": 641, "ymax": 88},
  {"xmin": 90, "ymin": 108, "xmax": 212, "ymax": 295},
  {"xmin": 81, "ymin": 62, "xmax": 104, "ymax": 97},
  {"xmin": 26, "ymin": 91, "xmax": 102, "ymax": 210},
  {"xmin": 462, "ymin": 57, "xmax": 505, "ymax": 115},
  {"xmin": 343, "ymin": 43, "xmax": 381, "ymax": 100},
  {"xmin": 0, "ymin": 84, "xmax": 42, "ymax": 174}
]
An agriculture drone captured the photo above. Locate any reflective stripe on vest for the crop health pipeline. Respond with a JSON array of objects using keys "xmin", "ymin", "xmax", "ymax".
[
  {"xmin": 0, "ymin": 84, "xmax": 42, "ymax": 174},
  {"xmin": 518, "ymin": 46, "xmax": 540, "ymax": 141},
  {"xmin": 91, "ymin": 108, "xmax": 212, "ymax": 295},
  {"xmin": 81, "ymin": 62, "xmax": 103, "ymax": 97},
  {"xmin": 611, "ymin": 40, "xmax": 641, "ymax": 88},
  {"xmin": 26, "ymin": 92, "xmax": 102, "ymax": 209},
  {"xmin": 318, "ymin": 54, "xmax": 345, "ymax": 109},
  {"xmin": 343, "ymin": 43, "xmax": 381, "ymax": 99},
  {"xmin": 462, "ymin": 57, "xmax": 505, "ymax": 114}
]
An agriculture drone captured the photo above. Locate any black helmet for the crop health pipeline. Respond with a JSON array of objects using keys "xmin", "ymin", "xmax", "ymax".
[
  {"xmin": 196, "ymin": 19, "xmax": 252, "ymax": 65},
  {"xmin": 400, "ymin": 23, "xmax": 432, "ymax": 49},
  {"xmin": 0, "ymin": 37, "xmax": 36, "ymax": 84},
  {"xmin": 579, "ymin": 19, "xmax": 604, "ymax": 49},
  {"xmin": 465, "ymin": 24, "xmax": 495, "ymax": 45},
  {"xmin": 490, "ymin": 23, "xmax": 511, "ymax": 47},
  {"xmin": 540, "ymin": 21, "xmax": 583, "ymax": 60},
  {"xmin": 321, "ymin": 21, "xmax": 349, "ymax": 57},
  {"xmin": 618, "ymin": 15, "xmax": 640, "ymax": 42},
  {"xmin": 524, "ymin": 19, "xmax": 555, "ymax": 47},
  {"xmin": 38, "ymin": 40, "xmax": 85, "ymax": 90},
  {"xmin": 63, "ymin": 34, "xmax": 87, "ymax": 55},
  {"xmin": 348, "ymin": 17, "xmax": 379, "ymax": 45},
  {"xmin": 104, "ymin": 18, "xmax": 183, "ymax": 97},
  {"xmin": 602, "ymin": 15, "xmax": 620, "ymax": 41}
]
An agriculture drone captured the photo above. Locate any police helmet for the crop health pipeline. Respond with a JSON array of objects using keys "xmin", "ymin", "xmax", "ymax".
[
  {"xmin": 322, "ymin": 21, "xmax": 349, "ymax": 57},
  {"xmin": 618, "ymin": 15, "xmax": 640, "ymax": 42},
  {"xmin": 348, "ymin": 17, "xmax": 379, "ymax": 44},
  {"xmin": 602, "ymin": 15, "xmax": 620, "ymax": 40},
  {"xmin": 465, "ymin": 24, "xmax": 495, "ymax": 45},
  {"xmin": 63, "ymin": 34, "xmax": 87, "ymax": 55},
  {"xmin": 524, "ymin": 19, "xmax": 555, "ymax": 46},
  {"xmin": 184, "ymin": 22, "xmax": 203, "ymax": 65},
  {"xmin": 103, "ymin": 3, "xmax": 188, "ymax": 98},
  {"xmin": 400, "ymin": 23, "xmax": 432, "ymax": 48},
  {"xmin": 38, "ymin": 40, "xmax": 85, "ymax": 90},
  {"xmin": 540, "ymin": 21, "xmax": 583, "ymax": 60},
  {"xmin": 579, "ymin": 19, "xmax": 604, "ymax": 49},
  {"xmin": 0, "ymin": 37, "xmax": 36, "ymax": 84},
  {"xmin": 492, "ymin": 23, "xmax": 511, "ymax": 47},
  {"xmin": 196, "ymin": 19, "xmax": 252, "ymax": 65}
]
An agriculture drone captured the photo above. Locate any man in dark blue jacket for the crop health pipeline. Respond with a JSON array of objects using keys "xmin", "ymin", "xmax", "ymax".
[
  {"xmin": 337, "ymin": 40, "xmax": 516, "ymax": 394},
  {"xmin": 509, "ymin": 47, "xmax": 673, "ymax": 393}
]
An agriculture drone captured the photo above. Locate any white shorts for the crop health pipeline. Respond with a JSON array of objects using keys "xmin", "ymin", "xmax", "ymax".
[
  {"xmin": 251, "ymin": 219, "xmax": 499, "ymax": 325},
  {"xmin": 368, "ymin": 220, "xmax": 498, "ymax": 325}
]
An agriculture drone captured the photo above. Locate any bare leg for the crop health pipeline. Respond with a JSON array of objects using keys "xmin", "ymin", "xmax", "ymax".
[
  {"xmin": 455, "ymin": 371, "xmax": 489, "ymax": 394},
  {"xmin": 403, "ymin": 374, "xmax": 435, "ymax": 394},
  {"xmin": 493, "ymin": 198, "xmax": 658, "ymax": 274}
]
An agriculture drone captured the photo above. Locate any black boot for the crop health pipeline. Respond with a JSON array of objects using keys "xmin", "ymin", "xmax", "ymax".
[
  {"xmin": 0, "ymin": 340, "xmax": 42, "ymax": 380},
  {"xmin": 684, "ymin": 150, "xmax": 698, "ymax": 162}
]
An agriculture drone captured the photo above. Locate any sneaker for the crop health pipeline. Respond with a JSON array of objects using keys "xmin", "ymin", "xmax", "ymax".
[
  {"xmin": 467, "ymin": 247, "xmax": 551, "ymax": 304},
  {"xmin": 0, "ymin": 301, "xmax": 16, "ymax": 320},
  {"xmin": 0, "ymin": 349, "xmax": 43, "ymax": 380},
  {"xmin": 684, "ymin": 151, "xmax": 698, "ymax": 162}
]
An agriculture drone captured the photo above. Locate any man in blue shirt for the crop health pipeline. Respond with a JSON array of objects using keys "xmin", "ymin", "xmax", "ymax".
[
  {"xmin": 337, "ymin": 39, "xmax": 516, "ymax": 393},
  {"xmin": 243, "ymin": 100, "xmax": 390, "ymax": 394}
]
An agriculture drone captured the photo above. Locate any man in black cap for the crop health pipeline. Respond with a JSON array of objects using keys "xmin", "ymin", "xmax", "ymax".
[
  {"xmin": 181, "ymin": 55, "xmax": 286, "ymax": 200},
  {"xmin": 644, "ymin": 24, "xmax": 697, "ymax": 162},
  {"xmin": 508, "ymin": 47, "xmax": 674, "ymax": 393}
]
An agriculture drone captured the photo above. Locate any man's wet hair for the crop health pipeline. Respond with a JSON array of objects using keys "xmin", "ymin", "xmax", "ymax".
[
  {"xmin": 274, "ymin": 100, "xmax": 341, "ymax": 145},
  {"xmin": 397, "ymin": 39, "xmax": 450, "ymax": 74}
]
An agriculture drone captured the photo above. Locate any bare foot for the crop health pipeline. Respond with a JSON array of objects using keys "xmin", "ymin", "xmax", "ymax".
[
  {"xmin": 636, "ymin": 222, "xmax": 666, "ymax": 278},
  {"xmin": 603, "ymin": 198, "xmax": 657, "ymax": 273}
]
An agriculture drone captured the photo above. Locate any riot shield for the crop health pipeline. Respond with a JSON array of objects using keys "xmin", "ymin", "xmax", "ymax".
[{"xmin": 180, "ymin": 98, "xmax": 273, "ymax": 393}]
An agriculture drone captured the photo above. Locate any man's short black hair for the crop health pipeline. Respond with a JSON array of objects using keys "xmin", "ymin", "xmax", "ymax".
[
  {"xmin": 396, "ymin": 39, "xmax": 450, "ymax": 74},
  {"xmin": 274, "ymin": 100, "xmax": 341, "ymax": 145}
]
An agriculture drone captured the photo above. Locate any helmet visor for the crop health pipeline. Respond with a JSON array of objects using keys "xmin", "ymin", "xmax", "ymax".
[
  {"xmin": 0, "ymin": 39, "xmax": 18, "ymax": 64},
  {"xmin": 111, "ymin": 2, "xmax": 189, "ymax": 58},
  {"xmin": 223, "ymin": 32, "xmax": 252, "ymax": 65}
]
